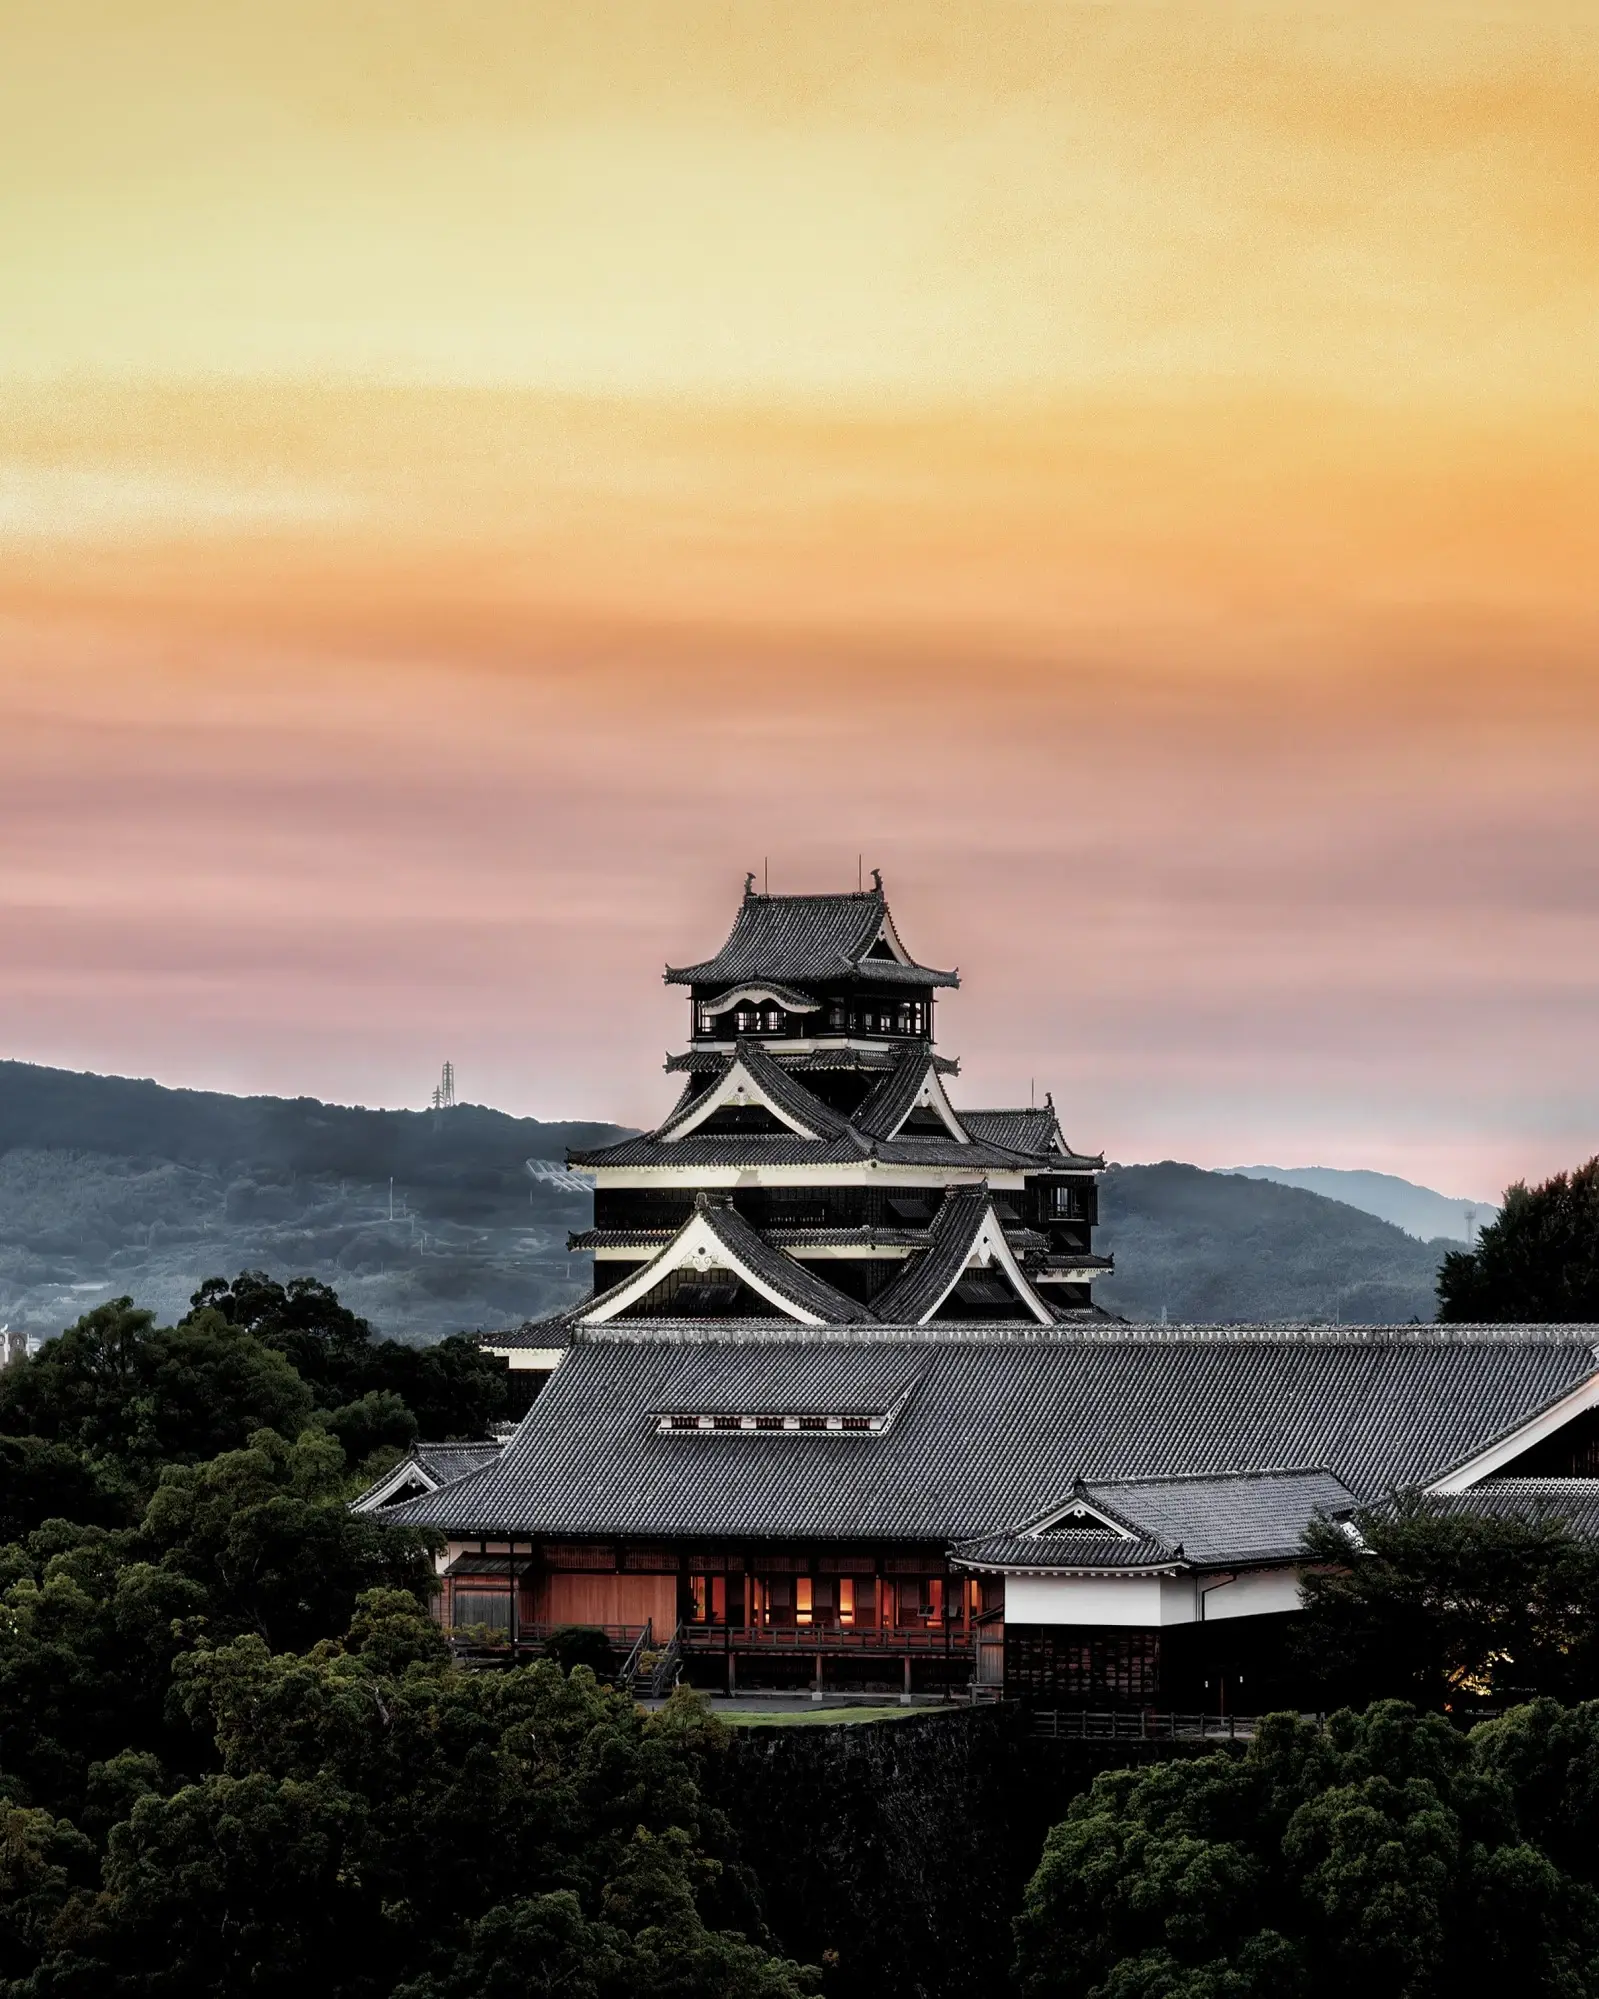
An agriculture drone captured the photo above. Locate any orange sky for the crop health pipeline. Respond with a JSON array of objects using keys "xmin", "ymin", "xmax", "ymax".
[{"xmin": 2, "ymin": 1, "xmax": 1597, "ymax": 1195}]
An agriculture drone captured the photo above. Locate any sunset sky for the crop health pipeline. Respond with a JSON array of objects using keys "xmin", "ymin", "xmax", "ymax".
[{"xmin": 2, "ymin": 0, "xmax": 1597, "ymax": 1196}]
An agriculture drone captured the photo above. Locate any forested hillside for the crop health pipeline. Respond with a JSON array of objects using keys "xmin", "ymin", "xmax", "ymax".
[
  {"xmin": 1096, "ymin": 1162, "xmax": 1453, "ymax": 1324},
  {"xmin": 2, "ymin": 1062, "xmax": 1462, "ymax": 1337},
  {"xmin": 0, "ymin": 1061, "xmax": 630, "ymax": 1341}
]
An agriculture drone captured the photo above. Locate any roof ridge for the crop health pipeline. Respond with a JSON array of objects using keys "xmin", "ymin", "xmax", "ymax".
[
  {"xmin": 1086, "ymin": 1464, "xmax": 1344, "ymax": 1489},
  {"xmin": 565, "ymin": 1321, "xmax": 1599, "ymax": 1346}
]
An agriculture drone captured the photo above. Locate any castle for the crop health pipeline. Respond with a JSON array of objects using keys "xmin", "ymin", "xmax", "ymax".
[{"xmin": 368, "ymin": 877, "xmax": 1599, "ymax": 1707}]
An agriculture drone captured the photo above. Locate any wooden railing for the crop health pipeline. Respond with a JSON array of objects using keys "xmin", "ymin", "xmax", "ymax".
[
  {"xmin": 447, "ymin": 1622, "xmax": 649, "ymax": 1663},
  {"xmin": 680, "ymin": 1624, "xmax": 975, "ymax": 1654},
  {"xmin": 614, "ymin": 1621, "xmax": 654, "ymax": 1693},
  {"xmin": 647, "ymin": 1622, "xmax": 685, "ymax": 1698},
  {"xmin": 1032, "ymin": 1708, "xmax": 1259, "ymax": 1741}
]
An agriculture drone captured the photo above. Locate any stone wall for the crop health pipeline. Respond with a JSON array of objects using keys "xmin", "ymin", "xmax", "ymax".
[{"xmin": 707, "ymin": 1705, "xmax": 1241, "ymax": 1999}]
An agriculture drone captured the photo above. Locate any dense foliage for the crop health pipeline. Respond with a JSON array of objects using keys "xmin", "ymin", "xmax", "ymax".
[
  {"xmin": 1298, "ymin": 1498, "xmax": 1599, "ymax": 1709},
  {"xmin": 1015, "ymin": 1701, "xmax": 1599, "ymax": 1999},
  {"xmin": 0, "ymin": 1283, "xmax": 815, "ymax": 1999},
  {"xmin": 1438, "ymin": 1156, "xmax": 1599, "ymax": 1321}
]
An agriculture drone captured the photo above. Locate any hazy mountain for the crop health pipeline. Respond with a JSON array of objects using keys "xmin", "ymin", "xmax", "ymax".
[
  {"xmin": 2, "ymin": 1063, "xmax": 1462, "ymax": 1340},
  {"xmin": 1225, "ymin": 1164, "xmax": 1498, "ymax": 1243},
  {"xmin": 0, "ymin": 1060, "xmax": 630, "ymax": 1342},
  {"xmin": 1096, "ymin": 1162, "xmax": 1452, "ymax": 1325}
]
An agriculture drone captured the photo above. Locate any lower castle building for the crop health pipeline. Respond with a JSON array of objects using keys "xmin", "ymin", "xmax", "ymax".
[{"xmin": 372, "ymin": 879, "xmax": 1599, "ymax": 1705}]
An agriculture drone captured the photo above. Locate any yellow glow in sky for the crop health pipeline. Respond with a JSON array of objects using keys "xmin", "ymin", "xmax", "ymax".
[
  {"xmin": 1, "ymin": 0, "xmax": 1597, "ymax": 1190},
  {"xmin": 3, "ymin": 0, "xmax": 1596, "ymax": 403}
]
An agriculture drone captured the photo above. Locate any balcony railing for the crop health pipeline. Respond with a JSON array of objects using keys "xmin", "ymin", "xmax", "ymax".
[{"xmin": 681, "ymin": 1623, "xmax": 975, "ymax": 1655}]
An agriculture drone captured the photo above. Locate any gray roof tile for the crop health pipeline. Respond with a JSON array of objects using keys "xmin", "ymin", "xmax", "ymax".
[
  {"xmin": 655, "ymin": 1040, "xmax": 852, "ymax": 1142},
  {"xmin": 853, "ymin": 1044, "xmax": 951, "ymax": 1141},
  {"xmin": 1418, "ymin": 1478, "xmax": 1599, "ymax": 1538},
  {"xmin": 383, "ymin": 1324, "xmax": 1599, "ymax": 1542},
  {"xmin": 578, "ymin": 1197, "xmax": 877, "ymax": 1327},
  {"xmin": 664, "ymin": 884, "xmax": 958, "ymax": 989}
]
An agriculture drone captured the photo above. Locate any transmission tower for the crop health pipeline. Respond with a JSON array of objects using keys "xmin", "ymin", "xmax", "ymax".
[{"xmin": 431, "ymin": 1060, "xmax": 455, "ymax": 1111}]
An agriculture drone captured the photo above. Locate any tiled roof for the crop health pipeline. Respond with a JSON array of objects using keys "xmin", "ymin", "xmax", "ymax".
[
  {"xmin": 870, "ymin": 1184, "xmax": 1014, "ymax": 1323},
  {"xmin": 854, "ymin": 1044, "xmax": 959, "ymax": 1142},
  {"xmin": 651, "ymin": 1343, "xmax": 925, "ymax": 1417},
  {"xmin": 350, "ymin": 1437, "xmax": 505, "ymax": 1513},
  {"xmin": 1085, "ymin": 1467, "xmax": 1356, "ymax": 1564},
  {"xmin": 693, "ymin": 1201, "xmax": 876, "ymax": 1323},
  {"xmin": 578, "ymin": 1196, "xmax": 877, "ymax": 1327},
  {"xmin": 1424, "ymin": 1478, "xmax": 1599, "ymax": 1538},
  {"xmin": 477, "ymin": 1320, "xmax": 575, "ymax": 1350},
  {"xmin": 664, "ymin": 884, "xmax": 958, "ymax": 989},
  {"xmin": 665, "ymin": 1046, "xmax": 959, "ymax": 1076},
  {"xmin": 415, "ymin": 1440, "xmax": 506, "ymax": 1487},
  {"xmin": 950, "ymin": 1532, "xmax": 1180, "ymax": 1572},
  {"xmin": 767, "ymin": 1226, "xmax": 926, "ymax": 1249},
  {"xmin": 961, "ymin": 1108, "xmax": 1104, "ymax": 1168},
  {"xmin": 568, "ymin": 1131, "xmax": 1041, "ymax": 1171},
  {"xmin": 701, "ymin": 982, "xmax": 821, "ymax": 1013},
  {"xmin": 660, "ymin": 1041, "xmax": 852, "ymax": 1141},
  {"xmin": 379, "ymin": 1324, "xmax": 1599, "ymax": 1542},
  {"xmin": 571, "ymin": 1225, "xmax": 931, "ymax": 1252}
]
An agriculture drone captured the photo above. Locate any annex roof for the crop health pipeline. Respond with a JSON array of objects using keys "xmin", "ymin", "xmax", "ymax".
[
  {"xmin": 351, "ymin": 1437, "xmax": 505, "ymax": 1514},
  {"xmin": 664, "ymin": 880, "xmax": 958, "ymax": 990},
  {"xmin": 380, "ymin": 1324, "xmax": 1599, "ymax": 1543},
  {"xmin": 951, "ymin": 1467, "xmax": 1358, "ymax": 1571}
]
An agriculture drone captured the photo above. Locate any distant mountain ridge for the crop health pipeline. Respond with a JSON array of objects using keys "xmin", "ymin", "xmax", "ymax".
[
  {"xmin": 1096, "ymin": 1162, "xmax": 1455, "ymax": 1326},
  {"xmin": 1226, "ymin": 1164, "xmax": 1498, "ymax": 1242},
  {"xmin": 0, "ymin": 1060, "xmax": 631, "ymax": 1341},
  {"xmin": 2, "ymin": 1062, "xmax": 1463, "ymax": 1337}
]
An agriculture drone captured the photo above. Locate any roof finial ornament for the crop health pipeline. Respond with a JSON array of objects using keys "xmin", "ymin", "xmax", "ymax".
[
  {"xmin": 870, "ymin": 867, "xmax": 883, "ymax": 892},
  {"xmin": 744, "ymin": 870, "xmax": 757, "ymax": 898}
]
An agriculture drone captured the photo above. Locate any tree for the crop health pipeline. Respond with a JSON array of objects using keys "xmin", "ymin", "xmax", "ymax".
[
  {"xmin": 14, "ymin": 1598, "xmax": 817, "ymax": 1999},
  {"xmin": 190, "ymin": 1271, "xmax": 513, "ymax": 1445},
  {"xmin": 1296, "ymin": 1497, "xmax": 1599, "ymax": 1709},
  {"xmin": 1437, "ymin": 1158, "xmax": 1599, "ymax": 1321},
  {"xmin": 0, "ymin": 1435, "xmax": 435, "ymax": 1815},
  {"xmin": 1013, "ymin": 1702, "xmax": 1599, "ymax": 1999},
  {"xmin": 0, "ymin": 1435, "xmax": 125, "ymax": 1542},
  {"xmin": 0, "ymin": 1300, "xmax": 312, "ymax": 1486}
]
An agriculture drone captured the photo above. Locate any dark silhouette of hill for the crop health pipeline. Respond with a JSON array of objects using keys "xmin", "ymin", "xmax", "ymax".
[
  {"xmin": 1096, "ymin": 1161, "xmax": 1450, "ymax": 1324},
  {"xmin": 2, "ymin": 1065, "xmax": 1453, "ymax": 1337},
  {"xmin": 0, "ymin": 1061, "xmax": 631, "ymax": 1341}
]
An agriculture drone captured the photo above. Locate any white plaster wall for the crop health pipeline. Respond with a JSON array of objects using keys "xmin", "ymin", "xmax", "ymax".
[
  {"xmin": 1005, "ymin": 1575, "xmax": 1166, "ymax": 1626},
  {"xmin": 1199, "ymin": 1567, "xmax": 1304, "ymax": 1621}
]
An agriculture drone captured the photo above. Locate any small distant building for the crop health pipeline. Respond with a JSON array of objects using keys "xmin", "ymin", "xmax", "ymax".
[{"xmin": 378, "ymin": 877, "xmax": 1599, "ymax": 1706}]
